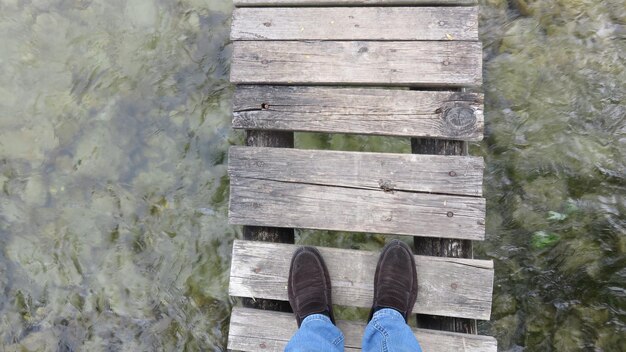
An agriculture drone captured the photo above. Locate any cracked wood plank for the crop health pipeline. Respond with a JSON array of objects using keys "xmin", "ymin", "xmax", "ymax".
[
  {"xmin": 233, "ymin": 86, "xmax": 484, "ymax": 140},
  {"xmin": 229, "ymin": 308, "xmax": 497, "ymax": 351},
  {"xmin": 229, "ymin": 177, "xmax": 486, "ymax": 240},
  {"xmin": 229, "ymin": 147, "xmax": 484, "ymax": 197},
  {"xmin": 231, "ymin": 7, "xmax": 478, "ymax": 41},
  {"xmin": 229, "ymin": 240, "xmax": 494, "ymax": 320},
  {"xmin": 230, "ymin": 41, "xmax": 482, "ymax": 87}
]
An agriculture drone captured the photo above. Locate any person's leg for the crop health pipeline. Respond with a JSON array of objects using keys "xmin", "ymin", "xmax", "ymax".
[
  {"xmin": 362, "ymin": 308, "xmax": 422, "ymax": 352},
  {"xmin": 362, "ymin": 240, "xmax": 422, "ymax": 352},
  {"xmin": 285, "ymin": 246, "xmax": 344, "ymax": 351},
  {"xmin": 285, "ymin": 313, "xmax": 344, "ymax": 352}
]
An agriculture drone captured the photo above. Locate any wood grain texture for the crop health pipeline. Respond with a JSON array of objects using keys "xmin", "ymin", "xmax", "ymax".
[
  {"xmin": 234, "ymin": 0, "xmax": 477, "ymax": 6},
  {"xmin": 229, "ymin": 146, "xmax": 484, "ymax": 197},
  {"xmin": 229, "ymin": 240, "xmax": 494, "ymax": 319},
  {"xmin": 229, "ymin": 308, "xmax": 497, "ymax": 351},
  {"xmin": 233, "ymin": 86, "xmax": 484, "ymax": 140},
  {"xmin": 231, "ymin": 7, "xmax": 478, "ymax": 41},
  {"xmin": 229, "ymin": 177, "xmax": 486, "ymax": 240},
  {"xmin": 230, "ymin": 41, "xmax": 482, "ymax": 87}
]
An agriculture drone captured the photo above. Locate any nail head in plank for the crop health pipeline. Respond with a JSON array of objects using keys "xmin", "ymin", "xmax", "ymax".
[
  {"xmin": 234, "ymin": 0, "xmax": 478, "ymax": 6},
  {"xmin": 230, "ymin": 41, "xmax": 482, "ymax": 87},
  {"xmin": 231, "ymin": 7, "xmax": 478, "ymax": 41},
  {"xmin": 233, "ymin": 86, "xmax": 484, "ymax": 140},
  {"xmin": 229, "ymin": 307, "xmax": 497, "ymax": 351},
  {"xmin": 229, "ymin": 147, "xmax": 484, "ymax": 197},
  {"xmin": 229, "ymin": 240, "xmax": 493, "ymax": 319},
  {"xmin": 229, "ymin": 177, "xmax": 486, "ymax": 240}
]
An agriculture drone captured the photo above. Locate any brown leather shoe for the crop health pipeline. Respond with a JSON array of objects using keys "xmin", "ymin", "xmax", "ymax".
[
  {"xmin": 369, "ymin": 240, "xmax": 417, "ymax": 322},
  {"xmin": 288, "ymin": 246, "xmax": 335, "ymax": 327}
]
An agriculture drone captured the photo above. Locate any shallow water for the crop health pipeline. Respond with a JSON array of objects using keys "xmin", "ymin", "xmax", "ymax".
[{"xmin": 0, "ymin": 0, "xmax": 624, "ymax": 350}]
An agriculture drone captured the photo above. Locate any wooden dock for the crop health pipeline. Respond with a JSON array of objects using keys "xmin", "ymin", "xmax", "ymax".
[{"xmin": 226, "ymin": 0, "xmax": 496, "ymax": 350}]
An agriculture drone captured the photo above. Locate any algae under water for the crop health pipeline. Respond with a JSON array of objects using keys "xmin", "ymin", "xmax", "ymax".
[{"xmin": 0, "ymin": 0, "xmax": 624, "ymax": 350}]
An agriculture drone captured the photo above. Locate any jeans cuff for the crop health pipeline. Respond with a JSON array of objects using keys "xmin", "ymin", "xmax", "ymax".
[
  {"xmin": 301, "ymin": 313, "xmax": 333, "ymax": 326},
  {"xmin": 372, "ymin": 308, "xmax": 405, "ymax": 321}
]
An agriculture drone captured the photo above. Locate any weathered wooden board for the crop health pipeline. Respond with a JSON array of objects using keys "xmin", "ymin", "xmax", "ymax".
[
  {"xmin": 233, "ymin": 86, "xmax": 484, "ymax": 140},
  {"xmin": 229, "ymin": 177, "xmax": 486, "ymax": 240},
  {"xmin": 229, "ymin": 240, "xmax": 494, "ymax": 320},
  {"xmin": 229, "ymin": 308, "xmax": 497, "ymax": 351},
  {"xmin": 229, "ymin": 240, "xmax": 494, "ymax": 319},
  {"xmin": 231, "ymin": 7, "xmax": 478, "ymax": 41},
  {"xmin": 229, "ymin": 147, "xmax": 484, "ymax": 197},
  {"xmin": 230, "ymin": 41, "xmax": 482, "ymax": 87},
  {"xmin": 234, "ymin": 0, "xmax": 477, "ymax": 6}
]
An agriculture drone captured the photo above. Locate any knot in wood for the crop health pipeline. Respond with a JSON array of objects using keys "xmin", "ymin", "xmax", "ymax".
[
  {"xmin": 448, "ymin": 171, "xmax": 457, "ymax": 177},
  {"xmin": 442, "ymin": 107, "xmax": 476, "ymax": 133},
  {"xmin": 378, "ymin": 179, "xmax": 395, "ymax": 193},
  {"xmin": 446, "ymin": 211, "xmax": 454, "ymax": 218},
  {"xmin": 261, "ymin": 103, "xmax": 270, "ymax": 110}
]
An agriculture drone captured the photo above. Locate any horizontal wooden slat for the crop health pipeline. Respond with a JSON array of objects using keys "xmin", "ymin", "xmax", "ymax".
[
  {"xmin": 233, "ymin": 86, "xmax": 484, "ymax": 140},
  {"xmin": 230, "ymin": 240, "xmax": 494, "ymax": 319},
  {"xmin": 229, "ymin": 147, "xmax": 484, "ymax": 196},
  {"xmin": 229, "ymin": 177, "xmax": 486, "ymax": 240},
  {"xmin": 234, "ymin": 0, "xmax": 477, "ymax": 6},
  {"xmin": 229, "ymin": 240, "xmax": 494, "ymax": 320},
  {"xmin": 229, "ymin": 307, "xmax": 497, "ymax": 351},
  {"xmin": 230, "ymin": 41, "xmax": 482, "ymax": 87},
  {"xmin": 231, "ymin": 7, "xmax": 478, "ymax": 41}
]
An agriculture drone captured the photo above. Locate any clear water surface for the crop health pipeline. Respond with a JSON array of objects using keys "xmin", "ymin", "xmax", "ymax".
[{"xmin": 0, "ymin": 0, "xmax": 624, "ymax": 350}]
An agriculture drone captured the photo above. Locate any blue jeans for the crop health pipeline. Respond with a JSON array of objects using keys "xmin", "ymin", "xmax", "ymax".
[{"xmin": 285, "ymin": 308, "xmax": 422, "ymax": 352}]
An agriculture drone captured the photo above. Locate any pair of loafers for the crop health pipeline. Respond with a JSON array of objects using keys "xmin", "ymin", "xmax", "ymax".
[{"xmin": 288, "ymin": 240, "xmax": 417, "ymax": 327}]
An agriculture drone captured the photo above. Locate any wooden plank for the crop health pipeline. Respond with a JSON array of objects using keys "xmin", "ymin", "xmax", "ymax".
[
  {"xmin": 229, "ymin": 147, "xmax": 484, "ymax": 197},
  {"xmin": 233, "ymin": 86, "xmax": 484, "ymax": 140},
  {"xmin": 228, "ymin": 307, "xmax": 497, "ymax": 351},
  {"xmin": 230, "ymin": 41, "xmax": 482, "ymax": 87},
  {"xmin": 234, "ymin": 0, "xmax": 477, "ymax": 6},
  {"xmin": 229, "ymin": 177, "xmax": 486, "ymax": 240},
  {"xmin": 229, "ymin": 240, "xmax": 494, "ymax": 319},
  {"xmin": 231, "ymin": 7, "xmax": 478, "ymax": 41}
]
